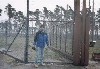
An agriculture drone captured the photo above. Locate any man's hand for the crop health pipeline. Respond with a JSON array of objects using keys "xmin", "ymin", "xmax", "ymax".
[{"xmin": 32, "ymin": 46, "xmax": 36, "ymax": 50}]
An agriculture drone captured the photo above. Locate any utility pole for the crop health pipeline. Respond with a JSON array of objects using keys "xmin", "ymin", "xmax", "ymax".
[
  {"xmin": 24, "ymin": 0, "xmax": 29, "ymax": 63},
  {"xmin": 73, "ymin": 0, "xmax": 89, "ymax": 66},
  {"xmin": 81, "ymin": 0, "xmax": 89, "ymax": 66},
  {"xmin": 73, "ymin": 0, "xmax": 81, "ymax": 65}
]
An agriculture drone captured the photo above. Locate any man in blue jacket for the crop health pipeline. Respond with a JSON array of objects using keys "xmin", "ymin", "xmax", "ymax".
[{"xmin": 33, "ymin": 25, "xmax": 48, "ymax": 67}]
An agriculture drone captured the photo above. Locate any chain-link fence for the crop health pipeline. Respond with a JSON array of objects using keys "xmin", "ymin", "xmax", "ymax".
[
  {"xmin": 48, "ymin": 20, "xmax": 74, "ymax": 59},
  {"xmin": 0, "ymin": 20, "xmax": 74, "ymax": 63},
  {"xmin": 0, "ymin": 21, "xmax": 26, "ymax": 62},
  {"xmin": 0, "ymin": 1, "xmax": 75, "ymax": 63}
]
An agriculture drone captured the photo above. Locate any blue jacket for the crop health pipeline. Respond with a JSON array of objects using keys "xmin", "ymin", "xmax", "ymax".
[{"xmin": 34, "ymin": 31, "xmax": 48, "ymax": 48}]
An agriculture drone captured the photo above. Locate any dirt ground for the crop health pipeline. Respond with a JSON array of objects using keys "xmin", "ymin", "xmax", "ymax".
[
  {"xmin": 11, "ymin": 61, "xmax": 100, "ymax": 69},
  {"xmin": 0, "ymin": 58, "xmax": 100, "ymax": 69}
]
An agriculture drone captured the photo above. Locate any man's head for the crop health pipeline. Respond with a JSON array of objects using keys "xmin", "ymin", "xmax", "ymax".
[{"xmin": 39, "ymin": 25, "xmax": 45, "ymax": 32}]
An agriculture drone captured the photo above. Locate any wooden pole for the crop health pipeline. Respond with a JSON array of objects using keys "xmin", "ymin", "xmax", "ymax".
[
  {"xmin": 80, "ymin": 0, "xmax": 86, "ymax": 65},
  {"xmin": 84, "ymin": 11, "xmax": 89, "ymax": 66},
  {"xmin": 73, "ymin": 0, "xmax": 81, "ymax": 65},
  {"xmin": 80, "ymin": 0, "xmax": 89, "ymax": 66}
]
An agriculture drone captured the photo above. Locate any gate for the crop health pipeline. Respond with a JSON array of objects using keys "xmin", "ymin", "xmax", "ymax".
[
  {"xmin": 0, "ymin": 20, "xmax": 26, "ymax": 62},
  {"xmin": 0, "ymin": 7, "xmax": 74, "ymax": 64}
]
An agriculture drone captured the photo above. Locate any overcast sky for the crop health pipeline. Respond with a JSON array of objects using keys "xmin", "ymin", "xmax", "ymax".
[{"xmin": 0, "ymin": 0, "xmax": 100, "ymax": 21}]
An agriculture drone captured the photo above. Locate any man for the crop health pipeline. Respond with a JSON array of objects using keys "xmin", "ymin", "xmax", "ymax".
[{"xmin": 33, "ymin": 25, "xmax": 48, "ymax": 68}]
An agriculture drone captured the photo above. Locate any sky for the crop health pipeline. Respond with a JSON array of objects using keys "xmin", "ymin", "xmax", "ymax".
[{"xmin": 0, "ymin": 0, "xmax": 100, "ymax": 21}]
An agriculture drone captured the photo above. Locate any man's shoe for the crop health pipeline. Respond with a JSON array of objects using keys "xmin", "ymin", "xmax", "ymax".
[
  {"xmin": 34, "ymin": 64, "xmax": 38, "ymax": 68},
  {"xmin": 41, "ymin": 63, "xmax": 45, "ymax": 66}
]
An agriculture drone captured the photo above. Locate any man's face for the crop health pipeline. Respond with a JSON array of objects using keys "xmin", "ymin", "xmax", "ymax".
[{"xmin": 39, "ymin": 27, "xmax": 45, "ymax": 32}]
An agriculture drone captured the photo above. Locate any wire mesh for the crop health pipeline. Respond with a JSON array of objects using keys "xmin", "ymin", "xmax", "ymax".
[
  {"xmin": 0, "ymin": 21, "xmax": 26, "ymax": 62},
  {"xmin": 0, "ymin": 29, "xmax": 6, "ymax": 49},
  {"xmin": 48, "ymin": 20, "xmax": 74, "ymax": 56}
]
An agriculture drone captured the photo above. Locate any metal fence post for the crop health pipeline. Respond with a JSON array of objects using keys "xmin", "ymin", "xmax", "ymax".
[
  {"xmin": 60, "ymin": 26, "xmax": 62, "ymax": 50},
  {"xmin": 24, "ymin": 0, "xmax": 29, "ymax": 63},
  {"xmin": 5, "ymin": 21, "xmax": 8, "ymax": 48},
  {"xmin": 65, "ymin": 23, "xmax": 67, "ymax": 52},
  {"xmin": 56, "ymin": 25, "xmax": 58, "ymax": 48}
]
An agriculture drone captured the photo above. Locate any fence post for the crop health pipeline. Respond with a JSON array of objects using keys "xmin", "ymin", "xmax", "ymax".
[
  {"xmin": 73, "ymin": 0, "xmax": 81, "ymax": 65},
  {"xmin": 5, "ymin": 21, "xmax": 8, "ymax": 48},
  {"xmin": 24, "ymin": 0, "xmax": 29, "ymax": 63}
]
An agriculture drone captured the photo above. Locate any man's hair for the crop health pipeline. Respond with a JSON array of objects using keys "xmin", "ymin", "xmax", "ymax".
[{"xmin": 40, "ymin": 25, "xmax": 45, "ymax": 28}]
